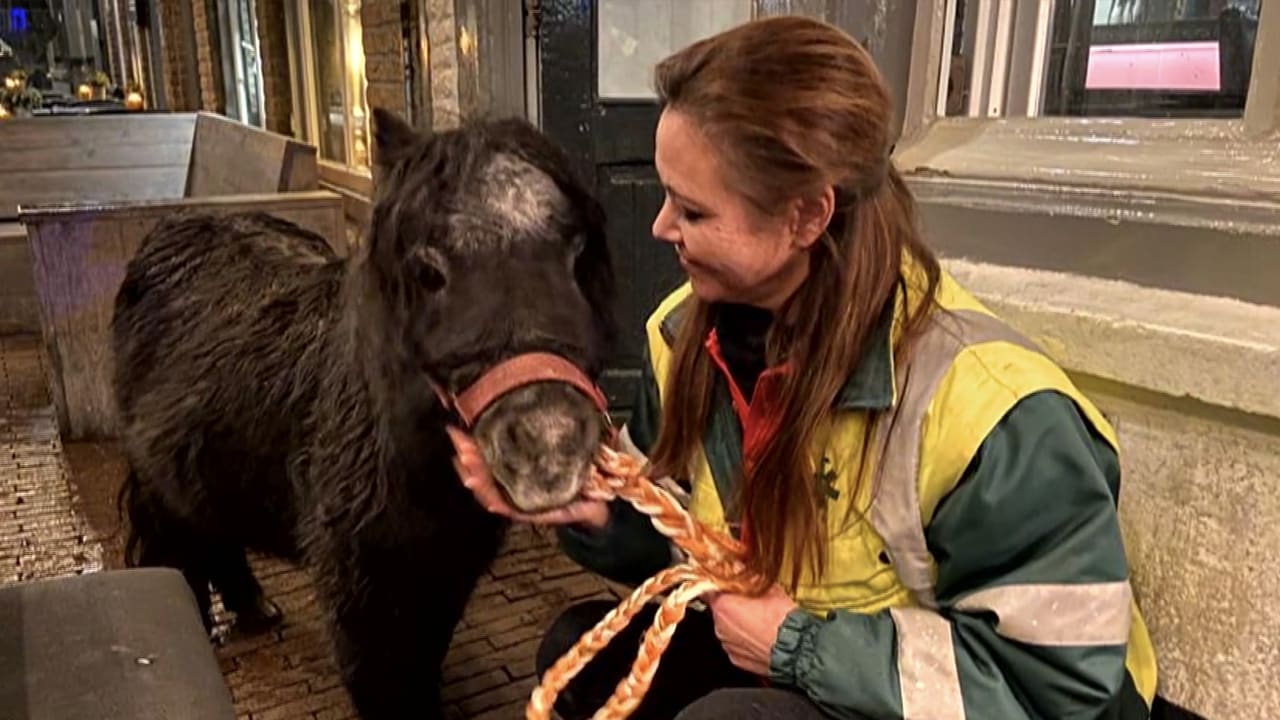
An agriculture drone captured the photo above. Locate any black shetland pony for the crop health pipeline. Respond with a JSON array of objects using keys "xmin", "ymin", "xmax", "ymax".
[{"xmin": 112, "ymin": 108, "xmax": 616, "ymax": 719}]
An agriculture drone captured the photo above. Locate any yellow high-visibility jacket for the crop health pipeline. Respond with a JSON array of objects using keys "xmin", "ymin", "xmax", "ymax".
[{"xmin": 559, "ymin": 258, "xmax": 1158, "ymax": 719}]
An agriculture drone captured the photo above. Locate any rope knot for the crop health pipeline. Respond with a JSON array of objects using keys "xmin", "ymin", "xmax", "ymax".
[{"xmin": 526, "ymin": 445, "xmax": 766, "ymax": 720}]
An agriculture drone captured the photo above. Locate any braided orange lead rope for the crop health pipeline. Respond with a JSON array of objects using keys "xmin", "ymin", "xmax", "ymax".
[{"xmin": 525, "ymin": 445, "xmax": 766, "ymax": 720}]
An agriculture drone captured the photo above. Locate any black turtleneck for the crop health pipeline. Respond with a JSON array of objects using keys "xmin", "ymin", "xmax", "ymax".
[{"xmin": 712, "ymin": 303, "xmax": 773, "ymax": 401}]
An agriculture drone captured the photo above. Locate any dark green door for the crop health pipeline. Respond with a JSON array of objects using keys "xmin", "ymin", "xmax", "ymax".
[
  {"xmin": 537, "ymin": 0, "xmax": 687, "ymax": 421},
  {"xmin": 534, "ymin": 1, "xmax": 916, "ymax": 420}
]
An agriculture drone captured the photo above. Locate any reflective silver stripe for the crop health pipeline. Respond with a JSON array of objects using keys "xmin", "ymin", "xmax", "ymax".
[
  {"xmin": 870, "ymin": 309, "xmax": 1043, "ymax": 609},
  {"xmin": 617, "ymin": 424, "xmax": 647, "ymax": 461},
  {"xmin": 617, "ymin": 424, "xmax": 691, "ymax": 508},
  {"xmin": 890, "ymin": 607, "xmax": 967, "ymax": 720},
  {"xmin": 953, "ymin": 581, "xmax": 1133, "ymax": 646},
  {"xmin": 618, "ymin": 424, "xmax": 692, "ymax": 568}
]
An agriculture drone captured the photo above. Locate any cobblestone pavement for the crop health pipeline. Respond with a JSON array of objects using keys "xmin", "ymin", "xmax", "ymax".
[
  {"xmin": 0, "ymin": 334, "xmax": 104, "ymax": 585},
  {"xmin": 211, "ymin": 525, "xmax": 622, "ymax": 720},
  {"xmin": 2, "ymin": 333, "xmax": 625, "ymax": 720}
]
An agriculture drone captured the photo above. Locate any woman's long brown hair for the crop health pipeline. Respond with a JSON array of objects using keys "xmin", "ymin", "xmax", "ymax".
[{"xmin": 646, "ymin": 16, "xmax": 941, "ymax": 593}]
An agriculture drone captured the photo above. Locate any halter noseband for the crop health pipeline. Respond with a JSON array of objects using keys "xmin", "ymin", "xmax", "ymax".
[{"xmin": 430, "ymin": 352, "xmax": 610, "ymax": 429}]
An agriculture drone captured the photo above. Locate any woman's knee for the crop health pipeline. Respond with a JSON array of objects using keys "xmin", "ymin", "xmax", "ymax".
[
  {"xmin": 674, "ymin": 688, "xmax": 831, "ymax": 720},
  {"xmin": 534, "ymin": 599, "xmax": 620, "ymax": 679},
  {"xmin": 534, "ymin": 599, "xmax": 671, "ymax": 720}
]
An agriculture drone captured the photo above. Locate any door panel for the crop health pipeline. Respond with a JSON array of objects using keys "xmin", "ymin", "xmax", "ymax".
[
  {"xmin": 546, "ymin": 1, "xmax": 881, "ymax": 419},
  {"xmin": 597, "ymin": 164, "xmax": 682, "ymax": 412},
  {"xmin": 538, "ymin": 0, "xmax": 598, "ymax": 185},
  {"xmin": 592, "ymin": 104, "xmax": 658, "ymax": 165},
  {"xmin": 540, "ymin": 0, "xmax": 695, "ymax": 420},
  {"xmin": 537, "ymin": 1, "xmax": 924, "ymax": 420}
]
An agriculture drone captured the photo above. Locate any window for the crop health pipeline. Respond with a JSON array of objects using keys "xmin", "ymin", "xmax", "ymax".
[
  {"xmin": 941, "ymin": 0, "xmax": 1262, "ymax": 119},
  {"xmin": 0, "ymin": 0, "xmax": 111, "ymax": 115},
  {"xmin": 1054, "ymin": 0, "xmax": 1260, "ymax": 118},
  {"xmin": 217, "ymin": 0, "xmax": 267, "ymax": 127},
  {"xmin": 285, "ymin": 0, "xmax": 370, "ymax": 171},
  {"xmin": 308, "ymin": 0, "xmax": 350, "ymax": 162},
  {"xmin": 591, "ymin": 1, "xmax": 918, "ymax": 131},
  {"xmin": 596, "ymin": 0, "xmax": 753, "ymax": 100},
  {"xmin": 896, "ymin": 0, "xmax": 1279, "ymax": 200}
]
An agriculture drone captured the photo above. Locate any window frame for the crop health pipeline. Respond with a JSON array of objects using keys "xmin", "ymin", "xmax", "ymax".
[
  {"xmin": 216, "ymin": 0, "xmax": 267, "ymax": 128},
  {"xmin": 284, "ymin": 0, "xmax": 372, "ymax": 176},
  {"xmin": 895, "ymin": 0, "xmax": 1280, "ymax": 201}
]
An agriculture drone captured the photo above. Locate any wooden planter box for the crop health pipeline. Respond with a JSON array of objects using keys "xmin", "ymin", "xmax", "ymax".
[{"xmin": 1, "ymin": 112, "xmax": 347, "ymax": 440}]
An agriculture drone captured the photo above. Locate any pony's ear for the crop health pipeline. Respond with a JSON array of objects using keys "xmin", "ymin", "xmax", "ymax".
[{"xmin": 371, "ymin": 107, "xmax": 419, "ymax": 170}]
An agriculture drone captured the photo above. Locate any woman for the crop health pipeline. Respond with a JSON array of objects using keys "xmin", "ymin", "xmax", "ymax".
[{"xmin": 449, "ymin": 15, "xmax": 1158, "ymax": 720}]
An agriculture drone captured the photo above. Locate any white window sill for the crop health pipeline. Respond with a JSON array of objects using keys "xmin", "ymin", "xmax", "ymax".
[
  {"xmin": 893, "ymin": 117, "xmax": 1280, "ymax": 201},
  {"xmin": 317, "ymin": 161, "xmax": 373, "ymax": 198}
]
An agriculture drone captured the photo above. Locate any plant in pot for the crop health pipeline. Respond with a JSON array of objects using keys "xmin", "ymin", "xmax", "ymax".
[{"xmin": 1, "ymin": 69, "xmax": 42, "ymax": 118}]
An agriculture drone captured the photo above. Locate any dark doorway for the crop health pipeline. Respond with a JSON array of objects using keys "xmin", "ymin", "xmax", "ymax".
[
  {"xmin": 536, "ymin": 0, "xmax": 691, "ymax": 421},
  {"xmin": 533, "ymin": 0, "xmax": 919, "ymax": 420}
]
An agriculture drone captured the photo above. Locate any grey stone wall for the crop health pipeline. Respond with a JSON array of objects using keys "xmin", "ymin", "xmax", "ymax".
[
  {"xmin": 426, "ymin": 0, "xmax": 462, "ymax": 130},
  {"xmin": 362, "ymin": 0, "xmax": 409, "ymax": 119}
]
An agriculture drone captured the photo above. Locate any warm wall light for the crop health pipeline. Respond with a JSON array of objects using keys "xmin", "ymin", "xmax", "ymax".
[
  {"xmin": 341, "ymin": 0, "xmax": 370, "ymax": 168},
  {"xmin": 337, "ymin": 0, "xmax": 368, "ymax": 167},
  {"xmin": 77, "ymin": 83, "xmax": 93, "ymax": 100},
  {"xmin": 0, "ymin": 105, "xmax": 10, "ymax": 120},
  {"xmin": 125, "ymin": 91, "xmax": 144, "ymax": 110}
]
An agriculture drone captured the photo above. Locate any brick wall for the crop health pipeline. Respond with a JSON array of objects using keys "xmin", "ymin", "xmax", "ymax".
[
  {"xmin": 255, "ymin": 0, "xmax": 294, "ymax": 134},
  {"xmin": 425, "ymin": 0, "xmax": 460, "ymax": 130},
  {"xmin": 170, "ymin": 0, "xmax": 412, "ymax": 133},
  {"xmin": 362, "ymin": 0, "xmax": 408, "ymax": 119},
  {"xmin": 157, "ymin": 0, "xmax": 196, "ymax": 110},
  {"xmin": 191, "ymin": 0, "xmax": 224, "ymax": 112}
]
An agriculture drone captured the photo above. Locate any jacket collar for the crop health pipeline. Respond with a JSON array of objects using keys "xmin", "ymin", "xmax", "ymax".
[{"xmin": 658, "ymin": 288, "xmax": 897, "ymax": 411}]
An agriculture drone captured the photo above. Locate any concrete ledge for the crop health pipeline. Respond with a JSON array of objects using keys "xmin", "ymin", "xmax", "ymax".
[
  {"xmin": 1089, "ymin": 388, "xmax": 1280, "ymax": 718},
  {"xmin": 944, "ymin": 258, "xmax": 1280, "ymax": 421},
  {"xmin": 946, "ymin": 257, "xmax": 1280, "ymax": 718},
  {"xmin": 0, "ymin": 226, "xmax": 39, "ymax": 334}
]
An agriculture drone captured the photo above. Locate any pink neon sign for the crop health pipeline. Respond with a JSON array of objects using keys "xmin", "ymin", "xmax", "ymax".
[{"xmin": 1086, "ymin": 41, "xmax": 1222, "ymax": 92}]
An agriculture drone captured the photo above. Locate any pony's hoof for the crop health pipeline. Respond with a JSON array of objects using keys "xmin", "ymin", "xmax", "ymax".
[
  {"xmin": 209, "ymin": 624, "xmax": 231, "ymax": 647},
  {"xmin": 235, "ymin": 598, "xmax": 284, "ymax": 636}
]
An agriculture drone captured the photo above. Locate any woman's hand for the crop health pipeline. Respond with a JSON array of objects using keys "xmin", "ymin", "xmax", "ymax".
[
  {"xmin": 705, "ymin": 584, "xmax": 800, "ymax": 676},
  {"xmin": 446, "ymin": 426, "xmax": 611, "ymax": 529}
]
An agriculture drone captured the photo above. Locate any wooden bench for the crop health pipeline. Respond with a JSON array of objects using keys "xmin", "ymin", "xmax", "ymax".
[
  {"xmin": 0, "ymin": 112, "xmax": 347, "ymax": 440},
  {"xmin": 0, "ymin": 111, "xmax": 326, "ymax": 219},
  {"xmin": 0, "ymin": 568, "xmax": 237, "ymax": 720}
]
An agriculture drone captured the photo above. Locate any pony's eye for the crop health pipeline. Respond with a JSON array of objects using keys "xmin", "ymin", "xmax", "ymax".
[
  {"xmin": 413, "ymin": 248, "xmax": 447, "ymax": 293},
  {"xmin": 418, "ymin": 263, "xmax": 445, "ymax": 293}
]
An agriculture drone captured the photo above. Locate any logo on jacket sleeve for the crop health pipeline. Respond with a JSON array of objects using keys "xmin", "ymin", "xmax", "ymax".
[{"xmin": 816, "ymin": 455, "xmax": 840, "ymax": 502}]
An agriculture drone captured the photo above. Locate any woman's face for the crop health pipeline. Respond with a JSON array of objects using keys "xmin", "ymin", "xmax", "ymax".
[{"xmin": 652, "ymin": 109, "xmax": 822, "ymax": 310}]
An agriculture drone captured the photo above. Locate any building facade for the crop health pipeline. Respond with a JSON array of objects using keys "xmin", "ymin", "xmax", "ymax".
[{"xmin": 13, "ymin": 1, "xmax": 1277, "ymax": 717}]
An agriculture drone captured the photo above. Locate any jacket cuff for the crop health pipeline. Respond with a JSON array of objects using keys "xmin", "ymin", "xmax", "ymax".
[
  {"xmin": 555, "ymin": 499, "xmax": 676, "ymax": 586},
  {"xmin": 556, "ymin": 498, "xmax": 629, "ymax": 549},
  {"xmin": 770, "ymin": 608, "xmax": 821, "ymax": 687}
]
